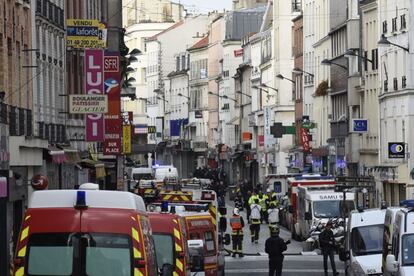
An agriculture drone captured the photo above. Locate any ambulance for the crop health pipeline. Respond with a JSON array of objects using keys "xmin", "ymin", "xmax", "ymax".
[
  {"xmin": 383, "ymin": 201, "xmax": 414, "ymax": 276},
  {"xmin": 13, "ymin": 186, "xmax": 159, "ymax": 276},
  {"xmin": 148, "ymin": 213, "xmax": 191, "ymax": 276}
]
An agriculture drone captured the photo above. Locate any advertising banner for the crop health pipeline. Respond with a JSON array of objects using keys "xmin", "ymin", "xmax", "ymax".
[
  {"xmin": 264, "ymin": 106, "xmax": 276, "ymax": 148},
  {"xmin": 67, "ymin": 19, "xmax": 107, "ymax": 49},
  {"xmin": 103, "ymin": 53, "xmax": 122, "ymax": 155},
  {"xmin": 69, "ymin": 94, "xmax": 108, "ymax": 114},
  {"xmin": 123, "ymin": 125, "xmax": 132, "ymax": 154},
  {"xmin": 85, "ymin": 49, "xmax": 104, "ymax": 141}
]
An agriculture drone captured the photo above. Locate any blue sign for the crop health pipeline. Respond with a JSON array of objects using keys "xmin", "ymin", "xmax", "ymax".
[
  {"xmin": 388, "ymin": 142, "xmax": 405, "ymax": 159},
  {"xmin": 352, "ymin": 119, "xmax": 368, "ymax": 132}
]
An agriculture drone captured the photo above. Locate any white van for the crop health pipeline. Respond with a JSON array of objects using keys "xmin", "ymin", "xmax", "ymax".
[
  {"xmin": 131, "ymin": 167, "xmax": 154, "ymax": 181},
  {"xmin": 297, "ymin": 185, "xmax": 356, "ymax": 239},
  {"xmin": 383, "ymin": 203, "xmax": 414, "ymax": 276},
  {"xmin": 154, "ymin": 165, "xmax": 178, "ymax": 181},
  {"xmin": 343, "ymin": 209, "xmax": 385, "ymax": 276}
]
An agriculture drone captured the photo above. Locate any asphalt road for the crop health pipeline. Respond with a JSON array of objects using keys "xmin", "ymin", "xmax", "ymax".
[{"xmin": 225, "ymin": 254, "xmax": 345, "ymax": 275}]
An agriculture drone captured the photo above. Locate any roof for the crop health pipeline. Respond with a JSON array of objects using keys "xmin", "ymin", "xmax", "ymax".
[
  {"xmin": 349, "ymin": 209, "xmax": 386, "ymax": 228},
  {"xmin": 29, "ymin": 190, "xmax": 146, "ymax": 212},
  {"xmin": 148, "ymin": 212, "xmax": 181, "ymax": 233},
  {"xmin": 147, "ymin": 20, "xmax": 184, "ymax": 41},
  {"xmin": 188, "ymin": 36, "xmax": 209, "ymax": 51}
]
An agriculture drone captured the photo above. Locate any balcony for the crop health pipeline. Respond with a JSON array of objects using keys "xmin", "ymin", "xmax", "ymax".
[
  {"xmin": 23, "ymin": 0, "xmax": 30, "ymax": 9},
  {"xmin": 15, "ymin": 0, "xmax": 23, "ymax": 6}
]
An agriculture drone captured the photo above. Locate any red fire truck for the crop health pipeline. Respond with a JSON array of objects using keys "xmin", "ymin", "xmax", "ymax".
[{"xmin": 13, "ymin": 187, "xmax": 158, "ymax": 276}]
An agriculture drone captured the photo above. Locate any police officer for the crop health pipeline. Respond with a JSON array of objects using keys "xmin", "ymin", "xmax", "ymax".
[
  {"xmin": 319, "ymin": 221, "xmax": 339, "ymax": 276},
  {"xmin": 265, "ymin": 226, "xmax": 290, "ymax": 276},
  {"xmin": 250, "ymin": 198, "xmax": 262, "ymax": 243},
  {"xmin": 230, "ymin": 208, "xmax": 245, "ymax": 257}
]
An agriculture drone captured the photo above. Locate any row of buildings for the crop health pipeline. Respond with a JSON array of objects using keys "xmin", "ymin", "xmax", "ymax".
[{"xmin": 124, "ymin": 0, "xmax": 414, "ymax": 205}]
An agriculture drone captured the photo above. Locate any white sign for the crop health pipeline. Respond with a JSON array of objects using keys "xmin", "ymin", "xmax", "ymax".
[
  {"xmin": 69, "ymin": 94, "xmax": 108, "ymax": 114},
  {"xmin": 319, "ymin": 194, "xmax": 343, "ymax": 200},
  {"xmin": 264, "ymin": 106, "xmax": 276, "ymax": 148}
]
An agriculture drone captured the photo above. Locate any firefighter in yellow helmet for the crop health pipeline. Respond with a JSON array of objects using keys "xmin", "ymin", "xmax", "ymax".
[{"xmin": 230, "ymin": 208, "xmax": 245, "ymax": 257}]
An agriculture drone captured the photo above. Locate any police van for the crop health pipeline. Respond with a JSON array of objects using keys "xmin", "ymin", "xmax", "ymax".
[
  {"xmin": 342, "ymin": 209, "xmax": 385, "ymax": 276},
  {"xmin": 383, "ymin": 201, "xmax": 414, "ymax": 276}
]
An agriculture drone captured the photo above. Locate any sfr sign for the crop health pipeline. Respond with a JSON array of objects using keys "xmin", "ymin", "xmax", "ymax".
[
  {"xmin": 104, "ymin": 56, "xmax": 119, "ymax": 72},
  {"xmin": 85, "ymin": 49, "xmax": 104, "ymax": 141}
]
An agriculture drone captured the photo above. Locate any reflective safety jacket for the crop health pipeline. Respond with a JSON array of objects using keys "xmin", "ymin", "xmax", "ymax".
[
  {"xmin": 230, "ymin": 215, "xmax": 245, "ymax": 234},
  {"xmin": 258, "ymin": 195, "xmax": 268, "ymax": 211},
  {"xmin": 248, "ymin": 195, "xmax": 258, "ymax": 205}
]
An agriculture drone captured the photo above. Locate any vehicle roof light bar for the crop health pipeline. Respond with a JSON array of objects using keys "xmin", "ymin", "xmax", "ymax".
[{"xmin": 75, "ymin": 191, "xmax": 88, "ymax": 209}]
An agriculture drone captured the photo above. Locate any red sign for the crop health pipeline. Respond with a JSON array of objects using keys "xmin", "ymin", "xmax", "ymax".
[
  {"xmin": 258, "ymin": 135, "xmax": 264, "ymax": 147},
  {"xmin": 31, "ymin": 174, "xmax": 49, "ymax": 190},
  {"xmin": 300, "ymin": 128, "xmax": 311, "ymax": 152},
  {"xmin": 242, "ymin": 132, "xmax": 252, "ymax": 141},
  {"xmin": 103, "ymin": 53, "xmax": 122, "ymax": 155},
  {"xmin": 234, "ymin": 49, "xmax": 243, "ymax": 57},
  {"xmin": 85, "ymin": 49, "xmax": 105, "ymax": 141}
]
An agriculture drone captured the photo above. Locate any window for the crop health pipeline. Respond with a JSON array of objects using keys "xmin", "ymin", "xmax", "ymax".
[
  {"xmin": 181, "ymin": 55, "xmax": 186, "ymax": 71},
  {"xmin": 393, "ymin": 77, "xmax": 398, "ymax": 91},
  {"xmin": 364, "ymin": 50, "xmax": 368, "ymax": 71},
  {"xmin": 402, "ymin": 234, "xmax": 414, "ymax": 266},
  {"xmin": 351, "ymin": 225, "xmax": 384, "ymax": 256},
  {"xmin": 371, "ymin": 49, "xmax": 378, "ymax": 70},
  {"xmin": 384, "ymin": 80, "xmax": 388, "ymax": 92},
  {"xmin": 292, "ymin": 0, "xmax": 301, "ymax": 12},
  {"xmin": 401, "ymin": 14, "xmax": 407, "ymax": 30},
  {"xmin": 204, "ymin": 231, "xmax": 215, "ymax": 253},
  {"xmin": 153, "ymin": 234, "xmax": 174, "ymax": 270},
  {"xmin": 383, "ymin": 21, "xmax": 387, "ymax": 33},
  {"xmin": 313, "ymin": 200, "xmax": 355, "ymax": 218},
  {"xmin": 392, "ymin": 17, "xmax": 397, "ymax": 32}
]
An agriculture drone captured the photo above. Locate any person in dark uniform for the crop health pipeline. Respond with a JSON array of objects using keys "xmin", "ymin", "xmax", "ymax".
[
  {"xmin": 319, "ymin": 221, "xmax": 339, "ymax": 276},
  {"xmin": 265, "ymin": 226, "xmax": 290, "ymax": 276}
]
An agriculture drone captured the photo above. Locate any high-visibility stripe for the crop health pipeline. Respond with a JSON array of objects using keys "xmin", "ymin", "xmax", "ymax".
[
  {"xmin": 173, "ymin": 219, "xmax": 178, "ymax": 223},
  {"xmin": 134, "ymin": 268, "xmax": 144, "ymax": 276},
  {"xmin": 132, "ymin": 228, "xmax": 140, "ymax": 242},
  {"xmin": 15, "ymin": 267, "xmax": 24, "ymax": 276},
  {"xmin": 205, "ymin": 264, "xmax": 217, "ymax": 270},
  {"xmin": 133, "ymin": 247, "xmax": 142, "ymax": 259},
  {"xmin": 174, "ymin": 228, "xmax": 181, "ymax": 240},
  {"xmin": 20, "ymin": 227, "xmax": 29, "ymax": 241},
  {"xmin": 175, "ymin": 243, "xmax": 182, "ymax": 252},
  {"xmin": 180, "ymin": 195, "xmax": 190, "ymax": 201},
  {"xmin": 163, "ymin": 194, "xmax": 172, "ymax": 200},
  {"xmin": 173, "ymin": 271, "xmax": 179, "ymax": 276},
  {"xmin": 131, "ymin": 216, "xmax": 136, "ymax": 221},
  {"xmin": 176, "ymin": 258, "xmax": 184, "ymax": 272},
  {"xmin": 24, "ymin": 215, "xmax": 31, "ymax": 221},
  {"xmin": 17, "ymin": 246, "xmax": 26, "ymax": 257}
]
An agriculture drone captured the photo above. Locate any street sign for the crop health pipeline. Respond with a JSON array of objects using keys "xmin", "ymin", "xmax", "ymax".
[
  {"xmin": 302, "ymin": 121, "xmax": 316, "ymax": 129},
  {"xmin": 351, "ymin": 119, "xmax": 368, "ymax": 133},
  {"xmin": 123, "ymin": 125, "xmax": 132, "ymax": 154},
  {"xmin": 69, "ymin": 95, "xmax": 108, "ymax": 114},
  {"xmin": 270, "ymin": 123, "xmax": 283, "ymax": 138},
  {"xmin": 335, "ymin": 176, "xmax": 375, "ymax": 183},
  {"xmin": 66, "ymin": 19, "xmax": 107, "ymax": 49},
  {"xmin": 388, "ymin": 142, "xmax": 405, "ymax": 158}
]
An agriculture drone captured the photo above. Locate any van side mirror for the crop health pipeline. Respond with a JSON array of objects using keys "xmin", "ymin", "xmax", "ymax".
[
  {"xmin": 190, "ymin": 255, "xmax": 204, "ymax": 272},
  {"xmin": 288, "ymin": 205, "xmax": 294, "ymax": 213},
  {"xmin": 385, "ymin": 254, "xmax": 399, "ymax": 273},
  {"xmin": 219, "ymin": 206, "xmax": 227, "ymax": 215},
  {"xmin": 160, "ymin": 263, "xmax": 174, "ymax": 276},
  {"xmin": 219, "ymin": 217, "xmax": 227, "ymax": 232},
  {"xmin": 223, "ymin": 233, "xmax": 231, "ymax": 245},
  {"xmin": 304, "ymin": 212, "xmax": 312, "ymax": 221}
]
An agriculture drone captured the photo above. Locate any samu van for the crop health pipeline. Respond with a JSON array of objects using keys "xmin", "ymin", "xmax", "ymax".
[
  {"xmin": 383, "ymin": 202, "xmax": 414, "ymax": 276},
  {"xmin": 342, "ymin": 209, "xmax": 385, "ymax": 276},
  {"xmin": 13, "ymin": 188, "xmax": 165, "ymax": 276}
]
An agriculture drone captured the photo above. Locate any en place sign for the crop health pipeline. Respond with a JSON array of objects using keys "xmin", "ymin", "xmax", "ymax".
[
  {"xmin": 69, "ymin": 95, "xmax": 108, "ymax": 114},
  {"xmin": 66, "ymin": 19, "xmax": 107, "ymax": 49}
]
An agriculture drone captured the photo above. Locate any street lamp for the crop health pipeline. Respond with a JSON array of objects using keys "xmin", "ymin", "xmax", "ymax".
[
  {"xmin": 157, "ymin": 96, "xmax": 169, "ymax": 103},
  {"xmin": 236, "ymin": 91, "xmax": 252, "ymax": 98},
  {"xmin": 208, "ymin": 91, "xmax": 219, "ymax": 97},
  {"xmin": 221, "ymin": 95, "xmax": 237, "ymax": 102},
  {"xmin": 378, "ymin": 34, "xmax": 409, "ymax": 52},
  {"xmin": 260, "ymin": 83, "xmax": 278, "ymax": 93},
  {"xmin": 276, "ymin": 73, "xmax": 295, "ymax": 83},
  {"xmin": 177, "ymin": 93, "xmax": 190, "ymax": 100},
  {"xmin": 293, "ymin": 67, "xmax": 314, "ymax": 77},
  {"xmin": 321, "ymin": 59, "xmax": 348, "ymax": 70},
  {"xmin": 344, "ymin": 49, "xmax": 373, "ymax": 63}
]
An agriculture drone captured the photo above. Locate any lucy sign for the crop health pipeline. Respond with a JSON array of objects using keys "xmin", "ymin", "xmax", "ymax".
[{"xmin": 85, "ymin": 49, "xmax": 105, "ymax": 141}]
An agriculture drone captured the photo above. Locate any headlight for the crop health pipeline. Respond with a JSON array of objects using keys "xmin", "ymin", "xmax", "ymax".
[{"xmin": 350, "ymin": 262, "xmax": 367, "ymax": 276}]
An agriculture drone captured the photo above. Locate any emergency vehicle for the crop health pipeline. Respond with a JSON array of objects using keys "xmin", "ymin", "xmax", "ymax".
[
  {"xmin": 263, "ymin": 173, "xmax": 302, "ymax": 200},
  {"xmin": 382, "ymin": 207, "xmax": 403, "ymax": 273},
  {"xmin": 296, "ymin": 185, "xmax": 355, "ymax": 240},
  {"xmin": 383, "ymin": 201, "xmax": 414, "ymax": 276},
  {"xmin": 149, "ymin": 189, "xmax": 228, "ymax": 276},
  {"xmin": 342, "ymin": 209, "xmax": 385, "ymax": 276},
  {"xmin": 148, "ymin": 213, "xmax": 191, "ymax": 276},
  {"xmin": 284, "ymin": 174, "xmax": 335, "ymax": 238},
  {"xmin": 13, "ymin": 186, "xmax": 158, "ymax": 276}
]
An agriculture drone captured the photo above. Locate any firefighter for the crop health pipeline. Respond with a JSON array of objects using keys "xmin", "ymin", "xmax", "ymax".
[
  {"xmin": 250, "ymin": 198, "xmax": 262, "ymax": 243},
  {"xmin": 267, "ymin": 202, "xmax": 279, "ymax": 234},
  {"xmin": 230, "ymin": 208, "xmax": 245, "ymax": 257},
  {"xmin": 258, "ymin": 191, "xmax": 269, "ymax": 224},
  {"xmin": 248, "ymin": 190, "xmax": 258, "ymax": 206}
]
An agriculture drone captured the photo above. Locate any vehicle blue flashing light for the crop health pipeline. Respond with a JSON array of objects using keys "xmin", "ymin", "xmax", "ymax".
[
  {"xmin": 75, "ymin": 190, "xmax": 88, "ymax": 209},
  {"xmin": 400, "ymin": 200, "xmax": 414, "ymax": 208},
  {"xmin": 161, "ymin": 201, "xmax": 169, "ymax": 212}
]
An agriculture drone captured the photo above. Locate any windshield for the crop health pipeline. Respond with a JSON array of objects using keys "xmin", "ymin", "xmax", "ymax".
[
  {"xmin": 27, "ymin": 233, "xmax": 132, "ymax": 276},
  {"xmin": 133, "ymin": 173, "xmax": 152, "ymax": 180},
  {"xmin": 153, "ymin": 234, "xmax": 174, "ymax": 270},
  {"xmin": 313, "ymin": 200, "xmax": 355, "ymax": 218},
  {"xmin": 402, "ymin": 234, "xmax": 414, "ymax": 266},
  {"xmin": 351, "ymin": 225, "xmax": 384, "ymax": 256}
]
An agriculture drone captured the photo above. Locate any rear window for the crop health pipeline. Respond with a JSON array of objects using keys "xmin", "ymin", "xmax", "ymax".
[
  {"xmin": 27, "ymin": 233, "xmax": 132, "ymax": 276},
  {"xmin": 153, "ymin": 234, "xmax": 174, "ymax": 269},
  {"xmin": 204, "ymin": 231, "xmax": 215, "ymax": 253}
]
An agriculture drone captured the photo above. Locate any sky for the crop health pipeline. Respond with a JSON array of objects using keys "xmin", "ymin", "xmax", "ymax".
[{"xmin": 176, "ymin": 0, "xmax": 233, "ymax": 14}]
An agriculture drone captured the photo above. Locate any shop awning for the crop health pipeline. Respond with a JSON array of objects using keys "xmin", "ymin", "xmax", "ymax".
[
  {"xmin": 81, "ymin": 159, "xmax": 106, "ymax": 179},
  {"xmin": 226, "ymin": 117, "xmax": 240, "ymax": 125},
  {"xmin": 62, "ymin": 147, "xmax": 81, "ymax": 164},
  {"xmin": 48, "ymin": 146, "xmax": 67, "ymax": 164}
]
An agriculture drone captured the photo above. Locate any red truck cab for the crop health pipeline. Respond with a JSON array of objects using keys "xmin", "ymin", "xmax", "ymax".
[
  {"xmin": 148, "ymin": 213, "xmax": 190, "ymax": 276},
  {"xmin": 13, "ymin": 189, "xmax": 158, "ymax": 276}
]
